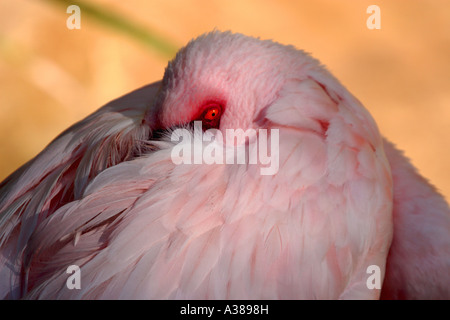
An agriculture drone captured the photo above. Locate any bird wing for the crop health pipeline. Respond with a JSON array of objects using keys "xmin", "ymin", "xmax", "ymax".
[
  {"xmin": 14, "ymin": 74, "xmax": 395, "ymax": 300},
  {"xmin": 381, "ymin": 139, "xmax": 450, "ymax": 299},
  {"xmin": 261, "ymin": 74, "xmax": 394, "ymax": 299},
  {"xmin": 0, "ymin": 81, "xmax": 161, "ymax": 298},
  {"xmin": 17, "ymin": 143, "xmax": 228, "ymax": 299}
]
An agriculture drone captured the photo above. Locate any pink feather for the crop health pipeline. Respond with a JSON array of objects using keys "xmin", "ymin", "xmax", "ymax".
[{"xmin": 0, "ymin": 31, "xmax": 448, "ymax": 299}]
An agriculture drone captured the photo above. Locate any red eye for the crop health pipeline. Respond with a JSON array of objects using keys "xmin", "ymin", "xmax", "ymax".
[
  {"xmin": 203, "ymin": 106, "xmax": 221, "ymax": 121},
  {"xmin": 197, "ymin": 103, "xmax": 223, "ymax": 130}
]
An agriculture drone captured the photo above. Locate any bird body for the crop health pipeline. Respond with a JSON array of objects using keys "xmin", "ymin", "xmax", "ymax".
[
  {"xmin": 380, "ymin": 140, "xmax": 450, "ymax": 299},
  {"xmin": 0, "ymin": 31, "xmax": 448, "ymax": 299}
]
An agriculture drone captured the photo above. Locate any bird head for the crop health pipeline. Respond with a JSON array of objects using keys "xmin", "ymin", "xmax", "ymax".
[{"xmin": 146, "ymin": 31, "xmax": 327, "ymax": 136}]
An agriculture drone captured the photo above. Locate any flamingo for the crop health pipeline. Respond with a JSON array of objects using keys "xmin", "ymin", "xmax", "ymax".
[{"xmin": 0, "ymin": 31, "xmax": 448, "ymax": 299}]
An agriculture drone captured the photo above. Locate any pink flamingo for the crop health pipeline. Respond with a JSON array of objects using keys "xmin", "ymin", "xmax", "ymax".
[{"xmin": 0, "ymin": 31, "xmax": 448, "ymax": 299}]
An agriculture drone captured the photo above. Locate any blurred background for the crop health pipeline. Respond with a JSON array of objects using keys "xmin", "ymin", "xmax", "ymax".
[{"xmin": 0, "ymin": 0, "xmax": 449, "ymax": 201}]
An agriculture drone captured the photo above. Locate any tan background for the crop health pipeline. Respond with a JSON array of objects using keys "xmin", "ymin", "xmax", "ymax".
[{"xmin": 0, "ymin": 0, "xmax": 449, "ymax": 202}]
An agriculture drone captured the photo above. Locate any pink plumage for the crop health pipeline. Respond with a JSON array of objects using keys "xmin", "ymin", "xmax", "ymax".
[{"xmin": 0, "ymin": 31, "xmax": 448, "ymax": 299}]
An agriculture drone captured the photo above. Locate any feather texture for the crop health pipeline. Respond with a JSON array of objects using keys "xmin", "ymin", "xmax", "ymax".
[{"xmin": 0, "ymin": 31, "xmax": 447, "ymax": 299}]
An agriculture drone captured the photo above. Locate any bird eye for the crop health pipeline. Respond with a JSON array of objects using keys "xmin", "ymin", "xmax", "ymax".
[
  {"xmin": 197, "ymin": 103, "xmax": 223, "ymax": 130},
  {"xmin": 203, "ymin": 106, "xmax": 221, "ymax": 121}
]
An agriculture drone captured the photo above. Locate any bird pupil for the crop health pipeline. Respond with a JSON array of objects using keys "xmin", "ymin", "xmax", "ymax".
[{"xmin": 199, "ymin": 104, "xmax": 222, "ymax": 124}]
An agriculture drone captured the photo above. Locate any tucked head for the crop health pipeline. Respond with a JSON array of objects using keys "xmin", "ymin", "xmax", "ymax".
[{"xmin": 146, "ymin": 31, "xmax": 322, "ymax": 133}]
